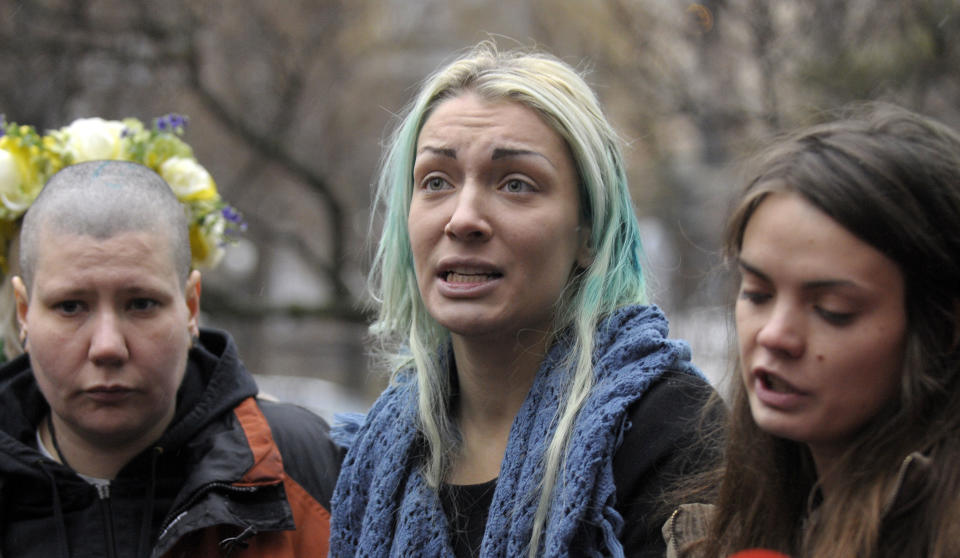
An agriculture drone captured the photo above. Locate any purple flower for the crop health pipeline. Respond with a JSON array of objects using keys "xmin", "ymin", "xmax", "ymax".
[
  {"xmin": 222, "ymin": 206, "xmax": 248, "ymax": 232},
  {"xmin": 0, "ymin": 114, "xmax": 5, "ymax": 138},
  {"xmin": 155, "ymin": 113, "xmax": 189, "ymax": 133},
  {"xmin": 222, "ymin": 205, "xmax": 241, "ymax": 222}
]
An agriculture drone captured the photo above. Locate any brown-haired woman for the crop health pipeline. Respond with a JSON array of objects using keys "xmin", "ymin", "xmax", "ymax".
[{"xmin": 666, "ymin": 103, "xmax": 960, "ymax": 558}]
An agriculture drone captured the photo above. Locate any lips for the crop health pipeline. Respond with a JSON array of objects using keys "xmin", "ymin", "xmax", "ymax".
[
  {"xmin": 434, "ymin": 260, "xmax": 503, "ymax": 297},
  {"xmin": 85, "ymin": 385, "xmax": 136, "ymax": 403},
  {"xmin": 751, "ymin": 368, "xmax": 808, "ymax": 410}
]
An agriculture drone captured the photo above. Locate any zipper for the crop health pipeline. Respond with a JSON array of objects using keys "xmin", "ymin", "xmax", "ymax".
[{"xmin": 96, "ymin": 482, "xmax": 118, "ymax": 558}]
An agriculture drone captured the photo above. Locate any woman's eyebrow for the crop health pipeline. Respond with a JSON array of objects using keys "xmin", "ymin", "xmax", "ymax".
[
  {"xmin": 738, "ymin": 258, "xmax": 769, "ymax": 281},
  {"xmin": 739, "ymin": 257, "xmax": 858, "ymax": 290},
  {"xmin": 417, "ymin": 145, "xmax": 457, "ymax": 159},
  {"xmin": 491, "ymin": 147, "xmax": 555, "ymax": 169}
]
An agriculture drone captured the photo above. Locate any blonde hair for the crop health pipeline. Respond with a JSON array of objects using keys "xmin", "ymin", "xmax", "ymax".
[{"xmin": 369, "ymin": 41, "xmax": 647, "ymax": 555}]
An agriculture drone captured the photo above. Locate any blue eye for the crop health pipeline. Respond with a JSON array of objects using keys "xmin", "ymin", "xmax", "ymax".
[
  {"xmin": 502, "ymin": 179, "xmax": 533, "ymax": 193},
  {"xmin": 423, "ymin": 177, "xmax": 450, "ymax": 191}
]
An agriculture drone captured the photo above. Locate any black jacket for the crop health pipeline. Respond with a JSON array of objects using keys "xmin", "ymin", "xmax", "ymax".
[{"xmin": 0, "ymin": 328, "xmax": 341, "ymax": 558}]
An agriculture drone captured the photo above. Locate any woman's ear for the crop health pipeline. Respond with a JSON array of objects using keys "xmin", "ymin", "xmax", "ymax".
[
  {"xmin": 185, "ymin": 270, "xmax": 202, "ymax": 338},
  {"xmin": 12, "ymin": 276, "xmax": 29, "ymax": 342}
]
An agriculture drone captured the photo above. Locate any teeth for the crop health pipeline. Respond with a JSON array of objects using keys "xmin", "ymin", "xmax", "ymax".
[
  {"xmin": 446, "ymin": 272, "xmax": 495, "ymax": 283},
  {"xmin": 448, "ymin": 266, "xmax": 487, "ymax": 275}
]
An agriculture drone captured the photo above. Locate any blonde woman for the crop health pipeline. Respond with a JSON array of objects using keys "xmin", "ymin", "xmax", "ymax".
[{"xmin": 331, "ymin": 43, "xmax": 719, "ymax": 557}]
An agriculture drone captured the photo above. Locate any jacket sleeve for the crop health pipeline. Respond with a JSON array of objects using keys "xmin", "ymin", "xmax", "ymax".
[
  {"xmin": 256, "ymin": 399, "xmax": 345, "ymax": 511},
  {"xmin": 663, "ymin": 503, "xmax": 716, "ymax": 558},
  {"xmin": 612, "ymin": 369, "xmax": 724, "ymax": 558}
]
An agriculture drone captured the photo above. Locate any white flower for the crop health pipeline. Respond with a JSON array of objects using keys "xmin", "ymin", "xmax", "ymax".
[
  {"xmin": 159, "ymin": 156, "xmax": 217, "ymax": 202},
  {"xmin": 0, "ymin": 149, "xmax": 30, "ymax": 216},
  {"xmin": 58, "ymin": 117, "xmax": 126, "ymax": 162},
  {"xmin": 0, "ymin": 149, "xmax": 18, "ymax": 195},
  {"xmin": 0, "ymin": 138, "xmax": 44, "ymax": 219}
]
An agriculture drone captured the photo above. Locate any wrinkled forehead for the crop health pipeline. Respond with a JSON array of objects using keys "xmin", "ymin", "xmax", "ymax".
[{"xmin": 31, "ymin": 220, "xmax": 180, "ymax": 280}]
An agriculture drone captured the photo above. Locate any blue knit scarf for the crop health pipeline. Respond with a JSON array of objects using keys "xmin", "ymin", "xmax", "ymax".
[{"xmin": 331, "ymin": 305, "xmax": 698, "ymax": 557}]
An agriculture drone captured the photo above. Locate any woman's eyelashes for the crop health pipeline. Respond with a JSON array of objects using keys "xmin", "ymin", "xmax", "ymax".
[
  {"xmin": 501, "ymin": 177, "xmax": 536, "ymax": 193},
  {"xmin": 738, "ymin": 289, "xmax": 771, "ymax": 305},
  {"xmin": 814, "ymin": 306, "xmax": 855, "ymax": 326},
  {"xmin": 128, "ymin": 298, "xmax": 161, "ymax": 313},
  {"xmin": 54, "ymin": 300, "xmax": 86, "ymax": 316},
  {"xmin": 737, "ymin": 273, "xmax": 771, "ymax": 305},
  {"xmin": 51, "ymin": 297, "xmax": 162, "ymax": 317},
  {"xmin": 738, "ymin": 287, "xmax": 857, "ymax": 327},
  {"xmin": 416, "ymin": 174, "xmax": 539, "ymax": 194},
  {"xmin": 421, "ymin": 175, "xmax": 451, "ymax": 191}
]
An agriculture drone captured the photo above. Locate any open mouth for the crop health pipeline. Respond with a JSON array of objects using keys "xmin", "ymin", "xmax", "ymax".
[
  {"xmin": 760, "ymin": 371, "xmax": 797, "ymax": 394},
  {"xmin": 440, "ymin": 270, "xmax": 503, "ymax": 283}
]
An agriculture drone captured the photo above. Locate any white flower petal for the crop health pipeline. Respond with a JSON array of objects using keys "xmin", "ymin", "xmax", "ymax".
[{"xmin": 61, "ymin": 117, "xmax": 125, "ymax": 162}]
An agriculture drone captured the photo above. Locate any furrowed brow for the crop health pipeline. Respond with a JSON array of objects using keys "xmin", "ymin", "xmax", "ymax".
[
  {"xmin": 491, "ymin": 148, "xmax": 555, "ymax": 169},
  {"xmin": 417, "ymin": 146, "xmax": 457, "ymax": 159}
]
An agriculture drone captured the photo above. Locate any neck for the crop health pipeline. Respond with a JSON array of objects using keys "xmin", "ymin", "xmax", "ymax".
[
  {"xmin": 809, "ymin": 444, "xmax": 844, "ymax": 497},
  {"xmin": 447, "ymin": 329, "xmax": 551, "ymax": 484},
  {"xmin": 452, "ymin": 329, "xmax": 551, "ymax": 422},
  {"xmin": 43, "ymin": 414, "xmax": 156, "ymax": 480}
]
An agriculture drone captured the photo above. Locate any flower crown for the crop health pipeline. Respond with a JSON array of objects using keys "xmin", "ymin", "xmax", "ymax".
[{"xmin": 0, "ymin": 113, "xmax": 244, "ymax": 273}]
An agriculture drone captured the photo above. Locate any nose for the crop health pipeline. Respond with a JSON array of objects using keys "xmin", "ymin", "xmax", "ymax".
[
  {"xmin": 755, "ymin": 301, "xmax": 805, "ymax": 359},
  {"xmin": 443, "ymin": 184, "xmax": 492, "ymax": 241},
  {"xmin": 88, "ymin": 311, "xmax": 129, "ymax": 366}
]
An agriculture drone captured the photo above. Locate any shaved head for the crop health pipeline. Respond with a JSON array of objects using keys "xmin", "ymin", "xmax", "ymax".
[{"xmin": 19, "ymin": 160, "xmax": 190, "ymax": 288}]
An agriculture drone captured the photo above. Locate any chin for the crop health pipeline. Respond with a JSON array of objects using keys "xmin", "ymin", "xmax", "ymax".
[
  {"xmin": 753, "ymin": 421, "xmax": 813, "ymax": 446},
  {"xmin": 429, "ymin": 308, "xmax": 497, "ymax": 334},
  {"xmin": 749, "ymin": 408, "xmax": 802, "ymax": 442},
  {"xmin": 442, "ymin": 321, "xmax": 502, "ymax": 338}
]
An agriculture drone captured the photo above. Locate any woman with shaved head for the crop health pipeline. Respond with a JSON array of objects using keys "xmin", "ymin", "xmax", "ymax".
[{"xmin": 0, "ymin": 161, "xmax": 341, "ymax": 557}]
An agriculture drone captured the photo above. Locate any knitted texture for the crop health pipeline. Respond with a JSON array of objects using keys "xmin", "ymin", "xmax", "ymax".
[{"xmin": 330, "ymin": 305, "xmax": 700, "ymax": 557}]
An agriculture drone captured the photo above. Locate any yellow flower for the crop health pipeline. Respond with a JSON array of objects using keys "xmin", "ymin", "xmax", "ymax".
[
  {"xmin": 55, "ymin": 117, "xmax": 127, "ymax": 163},
  {"xmin": 0, "ymin": 114, "xmax": 242, "ymax": 274},
  {"xmin": 41, "ymin": 135, "xmax": 66, "ymax": 174},
  {"xmin": 189, "ymin": 215, "xmax": 226, "ymax": 269},
  {"xmin": 160, "ymin": 157, "xmax": 219, "ymax": 202},
  {"xmin": 0, "ymin": 135, "xmax": 45, "ymax": 220}
]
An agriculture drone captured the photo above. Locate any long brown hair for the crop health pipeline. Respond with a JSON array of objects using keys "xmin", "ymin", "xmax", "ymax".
[{"xmin": 690, "ymin": 103, "xmax": 960, "ymax": 557}]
